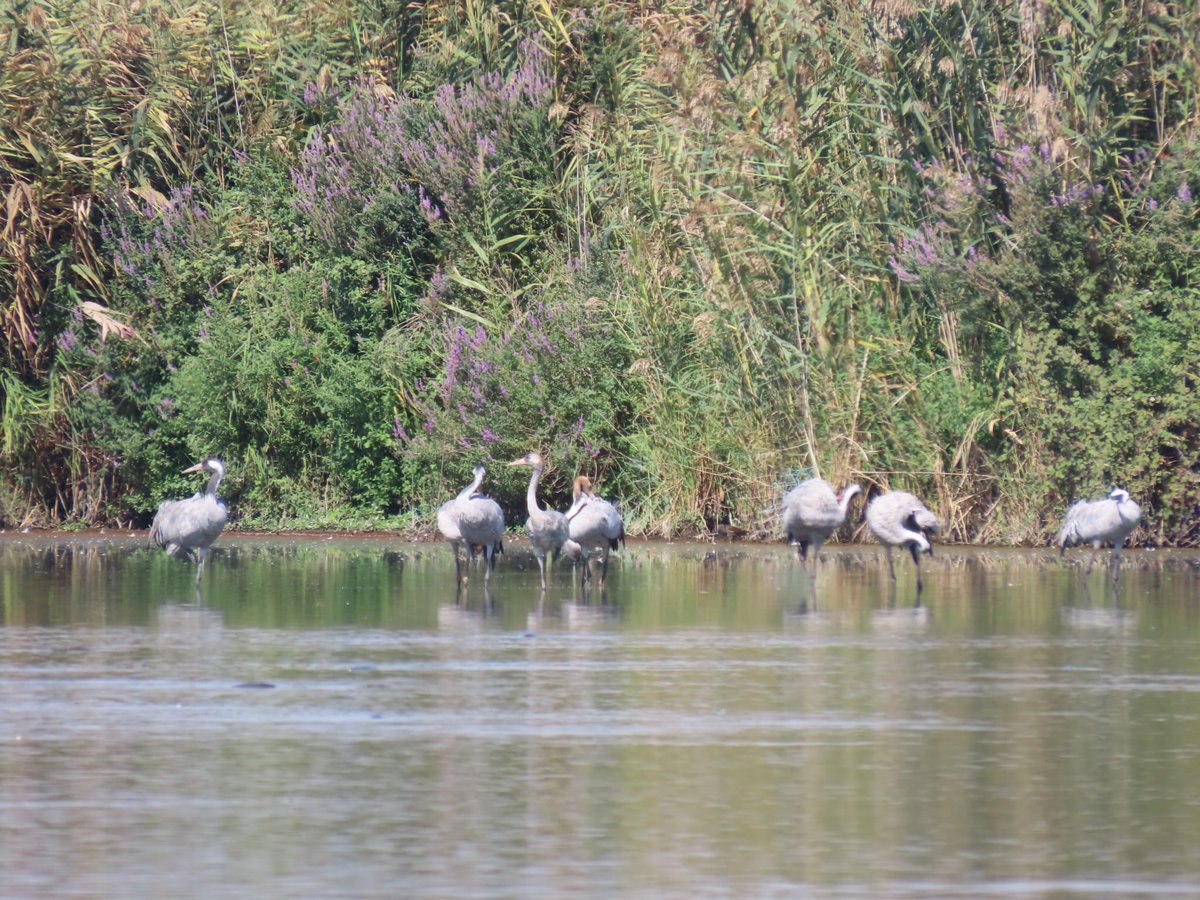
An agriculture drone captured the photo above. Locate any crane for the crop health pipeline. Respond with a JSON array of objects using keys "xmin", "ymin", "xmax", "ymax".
[
  {"xmin": 565, "ymin": 475, "xmax": 625, "ymax": 584},
  {"xmin": 508, "ymin": 452, "xmax": 579, "ymax": 589},
  {"xmin": 781, "ymin": 478, "xmax": 861, "ymax": 570},
  {"xmin": 437, "ymin": 465, "xmax": 505, "ymax": 584},
  {"xmin": 865, "ymin": 490, "xmax": 939, "ymax": 592},
  {"xmin": 1058, "ymin": 487, "xmax": 1142, "ymax": 579},
  {"xmin": 149, "ymin": 458, "xmax": 228, "ymax": 586}
]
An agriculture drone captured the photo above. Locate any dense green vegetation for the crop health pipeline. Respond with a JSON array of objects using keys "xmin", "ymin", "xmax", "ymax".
[{"xmin": 2, "ymin": 0, "xmax": 1198, "ymax": 544}]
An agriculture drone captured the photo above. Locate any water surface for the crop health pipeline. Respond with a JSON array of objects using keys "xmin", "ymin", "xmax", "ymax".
[{"xmin": 3, "ymin": 534, "xmax": 1200, "ymax": 897}]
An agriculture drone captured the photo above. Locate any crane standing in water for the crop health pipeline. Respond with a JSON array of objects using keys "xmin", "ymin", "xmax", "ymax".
[
  {"xmin": 508, "ymin": 451, "xmax": 579, "ymax": 590},
  {"xmin": 437, "ymin": 465, "xmax": 505, "ymax": 585},
  {"xmin": 1057, "ymin": 487, "xmax": 1142, "ymax": 580},
  {"xmin": 781, "ymin": 478, "xmax": 861, "ymax": 572},
  {"xmin": 865, "ymin": 490, "xmax": 939, "ymax": 592},
  {"xmin": 565, "ymin": 475, "xmax": 625, "ymax": 584},
  {"xmin": 149, "ymin": 458, "xmax": 228, "ymax": 586}
]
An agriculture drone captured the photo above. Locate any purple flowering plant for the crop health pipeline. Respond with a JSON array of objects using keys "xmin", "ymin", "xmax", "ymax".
[
  {"xmin": 292, "ymin": 39, "xmax": 556, "ymax": 254},
  {"xmin": 886, "ymin": 129, "xmax": 1199, "ymax": 360},
  {"xmin": 105, "ymin": 186, "xmax": 215, "ymax": 285},
  {"xmin": 400, "ymin": 292, "xmax": 629, "ymax": 499}
]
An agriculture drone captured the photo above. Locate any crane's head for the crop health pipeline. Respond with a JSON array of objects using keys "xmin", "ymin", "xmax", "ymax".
[
  {"xmin": 1109, "ymin": 487, "xmax": 1131, "ymax": 504},
  {"xmin": 472, "ymin": 464, "xmax": 487, "ymax": 480},
  {"xmin": 508, "ymin": 451, "xmax": 545, "ymax": 470},
  {"xmin": 183, "ymin": 458, "xmax": 225, "ymax": 478}
]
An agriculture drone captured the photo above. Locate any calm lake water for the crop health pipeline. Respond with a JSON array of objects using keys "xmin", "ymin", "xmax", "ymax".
[{"xmin": 3, "ymin": 533, "xmax": 1200, "ymax": 897}]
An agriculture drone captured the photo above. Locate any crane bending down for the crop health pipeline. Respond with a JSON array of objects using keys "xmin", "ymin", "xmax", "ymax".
[
  {"xmin": 565, "ymin": 475, "xmax": 625, "ymax": 584},
  {"xmin": 508, "ymin": 452, "xmax": 580, "ymax": 589},
  {"xmin": 1057, "ymin": 487, "xmax": 1141, "ymax": 579},
  {"xmin": 781, "ymin": 478, "xmax": 861, "ymax": 570},
  {"xmin": 866, "ymin": 490, "xmax": 939, "ymax": 592},
  {"xmin": 149, "ymin": 458, "xmax": 228, "ymax": 586},
  {"xmin": 437, "ymin": 465, "xmax": 505, "ymax": 584}
]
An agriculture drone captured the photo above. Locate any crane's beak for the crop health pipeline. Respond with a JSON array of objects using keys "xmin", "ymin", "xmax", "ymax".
[
  {"xmin": 507, "ymin": 458, "xmax": 525, "ymax": 467},
  {"xmin": 182, "ymin": 463, "xmax": 204, "ymax": 475}
]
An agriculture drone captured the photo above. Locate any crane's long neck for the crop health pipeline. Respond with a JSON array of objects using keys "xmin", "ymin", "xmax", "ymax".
[
  {"xmin": 900, "ymin": 511, "xmax": 932, "ymax": 552},
  {"xmin": 459, "ymin": 469, "xmax": 484, "ymax": 501},
  {"xmin": 526, "ymin": 465, "xmax": 544, "ymax": 516},
  {"xmin": 1115, "ymin": 496, "xmax": 1135, "ymax": 522},
  {"xmin": 838, "ymin": 486, "xmax": 861, "ymax": 518},
  {"xmin": 206, "ymin": 471, "xmax": 223, "ymax": 498},
  {"xmin": 903, "ymin": 527, "xmax": 931, "ymax": 552}
]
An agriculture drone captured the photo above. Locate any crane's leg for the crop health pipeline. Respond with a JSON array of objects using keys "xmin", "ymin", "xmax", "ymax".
[
  {"xmin": 811, "ymin": 541, "xmax": 825, "ymax": 576},
  {"xmin": 195, "ymin": 548, "xmax": 207, "ymax": 586},
  {"xmin": 600, "ymin": 545, "xmax": 611, "ymax": 584},
  {"xmin": 578, "ymin": 548, "xmax": 590, "ymax": 584},
  {"xmin": 884, "ymin": 546, "xmax": 896, "ymax": 582},
  {"xmin": 482, "ymin": 542, "xmax": 493, "ymax": 583},
  {"xmin": 452, "ymin": 540, "xmax": 466, "ymax": 585},
  {"xmin": 536, "ymin": 552, "xmax": 547, "ymax": 590},
  {"xmin": 915, "ymin": 554, "xmax": 924, "ymax": 595},
  {"xmin": 1109, "ymin": 546, "xmax": 1123, "ymax": 582}
]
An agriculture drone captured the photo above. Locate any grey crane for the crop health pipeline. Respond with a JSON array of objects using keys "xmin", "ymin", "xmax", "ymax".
[
  {"xmin": 866, "ymin": 490, "xmax": 939, "ymax": 592},
  {"xmin": 781, "ymin": 478, "xmax": 861, "ymax": 570},
  {"xmin": 437, "ymin": 465, "xmax": 505, "ymax": 584},
  {"xmin": 508, "ymin": 451, "xmax": 580, "ymax": 589},
  {"xmin": 565, "ymin": 475, "xmax": 625, "ymax": 584},
  {"xmin": 1057, "ymin": 487, "xmax": 1142, "ymax": 579},
  {"xmin": 149, "ymin": 458, "xmax": 228, "ymax": 585}
]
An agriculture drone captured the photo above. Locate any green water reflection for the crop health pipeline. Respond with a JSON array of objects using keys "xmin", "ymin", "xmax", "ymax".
[{"xmin": 2, "ymin": 534, "xmax": 1200, "ymax": 896}]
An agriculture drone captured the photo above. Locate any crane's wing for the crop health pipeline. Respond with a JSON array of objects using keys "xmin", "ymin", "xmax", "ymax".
[
  {"xmin": 150, "ymin": 494, "xmax": 226, "ymax": 558},
  {"xmin": 782, "ymin": 480, "xmax": 845, "ymax": 537},
  {"xmin": 458, "ymin": 497, "xmax": 504, "ymax": 543}
]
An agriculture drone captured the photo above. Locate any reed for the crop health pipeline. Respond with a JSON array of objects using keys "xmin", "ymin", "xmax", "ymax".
[{"xmin": 1, "ymin": 0, "xmax": 1197, "ymax": 545}]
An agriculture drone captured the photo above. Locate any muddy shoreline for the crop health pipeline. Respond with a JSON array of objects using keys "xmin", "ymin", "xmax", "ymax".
[{"xmin": 4, "ymin": 528, "xmax": 1200, "ymax": 570}]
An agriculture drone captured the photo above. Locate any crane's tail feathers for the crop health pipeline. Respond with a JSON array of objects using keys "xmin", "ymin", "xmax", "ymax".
[
  {"xmin": 149, "ymin": 520, "xmax": 169, "ymax": 550},
  {"xmin": 1057, "ymin": 523, "xmax": 1077, "ymax": 553}
]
